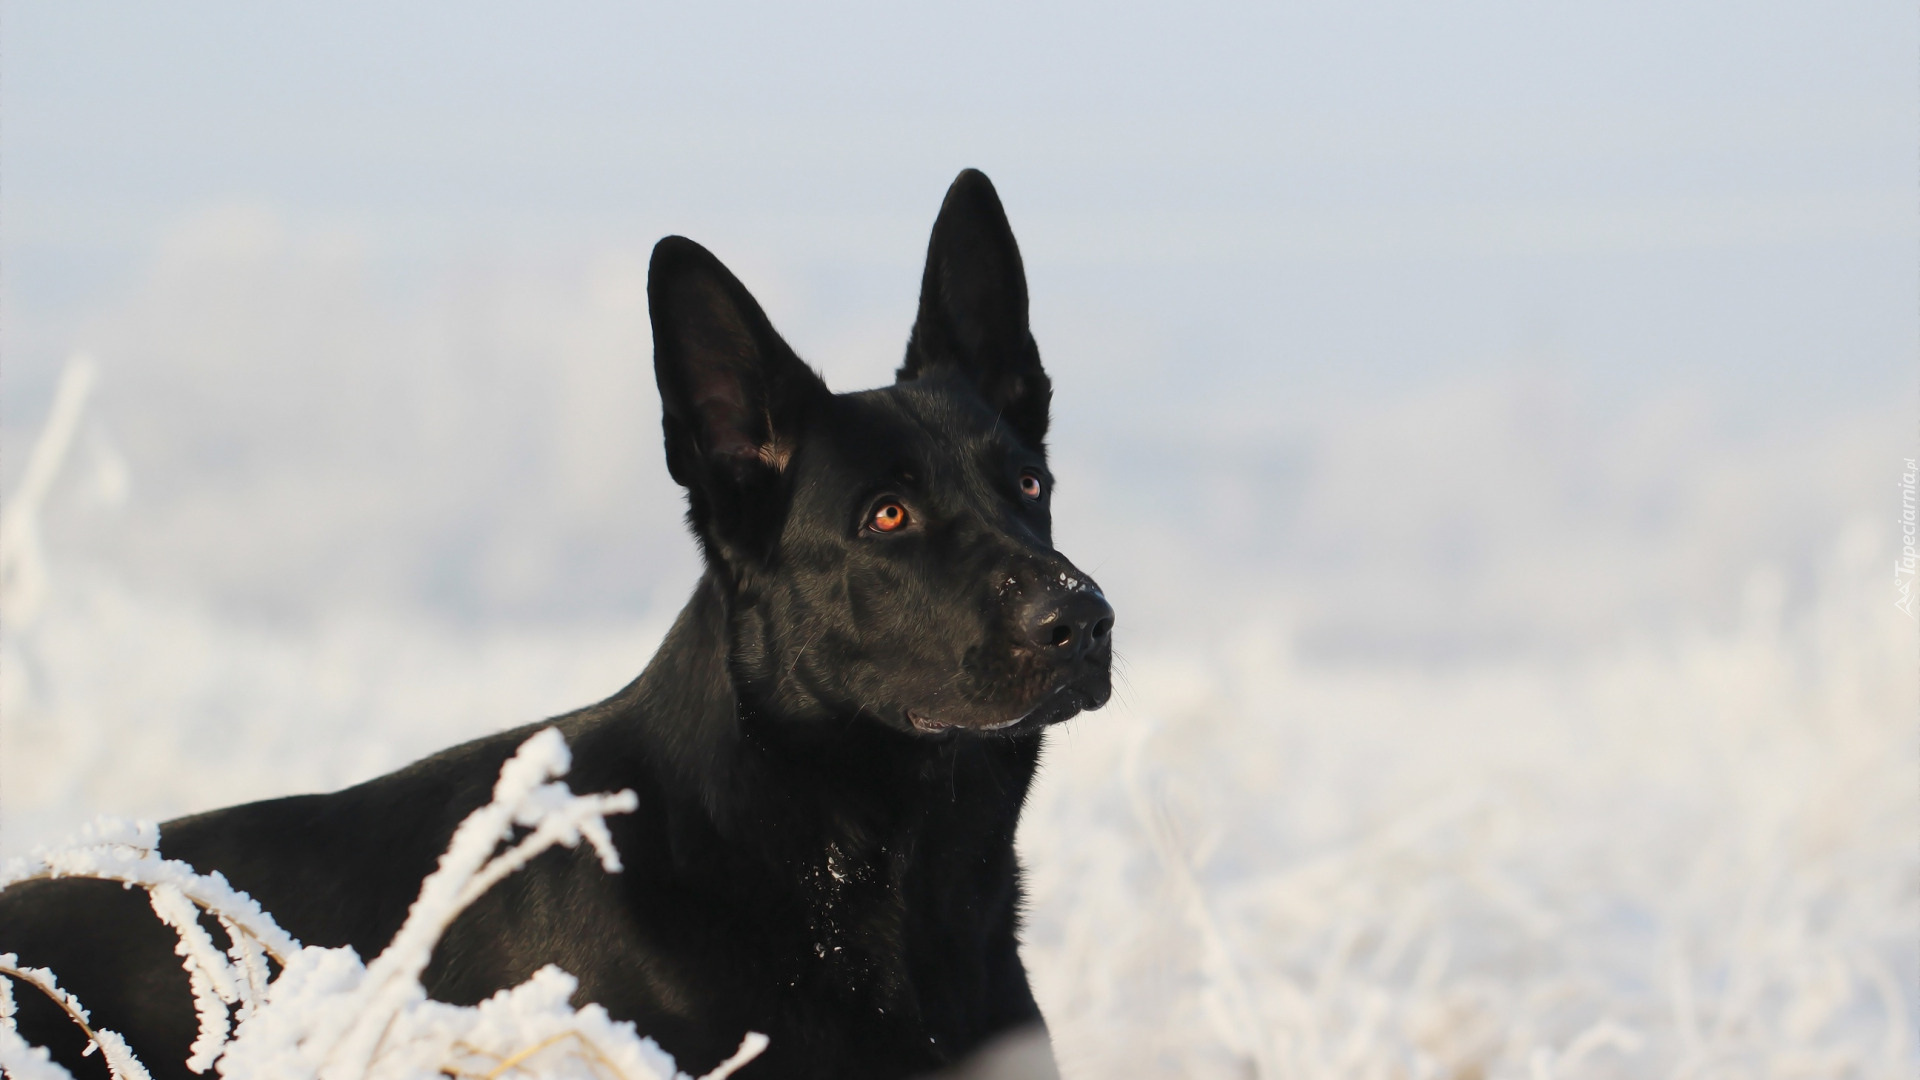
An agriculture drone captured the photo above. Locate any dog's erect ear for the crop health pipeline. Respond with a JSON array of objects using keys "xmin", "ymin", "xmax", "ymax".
[
  {"xmin": 897, "ymin": 169, "xmax": 1051, "ymax": 447},
  {"xmin": 650, "ymin": 236, "xmax": 828, "ymax": 554}
]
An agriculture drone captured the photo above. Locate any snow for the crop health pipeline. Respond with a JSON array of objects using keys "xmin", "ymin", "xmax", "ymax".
[{"xmin": 1017, "ymin": 533, "xmax": 1915, "ymax": 1077}]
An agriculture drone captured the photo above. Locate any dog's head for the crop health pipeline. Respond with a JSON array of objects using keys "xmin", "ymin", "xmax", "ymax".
[{"xmin": 648, "ymin": 170, "xmax": 1112, "ymax": 738}]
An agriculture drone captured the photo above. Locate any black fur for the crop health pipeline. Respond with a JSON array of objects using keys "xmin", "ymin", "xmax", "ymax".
[{"xmin": 0, "ymin": 170, "xmax": 1113, "ymax": 1080}]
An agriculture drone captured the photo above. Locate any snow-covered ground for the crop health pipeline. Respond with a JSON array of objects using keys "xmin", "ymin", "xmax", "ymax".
[
  {"xmin": 1022, "ymin": 528, "xmax": 1914, "ymax": 1078},
  {"xmin": 2, "ymin": 350, "xmax": 1910, "ymax": 1078}
]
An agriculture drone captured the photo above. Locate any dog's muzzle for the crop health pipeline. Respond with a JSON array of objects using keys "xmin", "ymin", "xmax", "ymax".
[{"xmin": 1014, "ymin": 578, "xmax": 1114, "ymax": 666}]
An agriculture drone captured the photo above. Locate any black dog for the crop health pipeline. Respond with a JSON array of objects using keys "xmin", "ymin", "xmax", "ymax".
[{"xmin": 0, "ymin": 170, "xmax": 1112, "ymax": 1080}]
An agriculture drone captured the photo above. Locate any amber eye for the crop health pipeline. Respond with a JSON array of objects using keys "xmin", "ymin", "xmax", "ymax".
[
  {"xmin": 870, "ymin": 501, "xmax": 910, "ymax": 533},
  {"xmin": 1019, "ymin": 472, "xmax": 1044, "ymax": 500}
]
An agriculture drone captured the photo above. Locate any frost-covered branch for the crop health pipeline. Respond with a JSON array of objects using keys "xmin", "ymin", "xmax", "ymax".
[
  {"xmin": 0, "ymin": 818, "xmax": 301, "ymax": 1078},
  {"xmin": 0, "ymin": 818, "xmax": 300, "ymax": 967},
  {"xmin": 1, "ymin": 728, "xmax": 767, "ymax": 1080},
  {"xmin": 0, "ymin": 956, "xmax": 151, "ymax": 1080}
]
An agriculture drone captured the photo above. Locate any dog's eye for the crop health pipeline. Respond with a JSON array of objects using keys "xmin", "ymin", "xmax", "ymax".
[
  {"xmin": 870, "ymin": 501, "xmax": 910, "ymax": 533},
  {"xmin": 1019, "ymin": 473, "xmax": 1044, "ymax": 500}
]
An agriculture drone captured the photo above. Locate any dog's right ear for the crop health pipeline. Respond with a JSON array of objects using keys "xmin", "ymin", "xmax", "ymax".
[
  {"xmin": 897, "ymin": 169, "xmax": 1051, "ymax": 448},
  {"xmin": 650, "ymin": 236, "xmax": 828, "ymax": 560}
]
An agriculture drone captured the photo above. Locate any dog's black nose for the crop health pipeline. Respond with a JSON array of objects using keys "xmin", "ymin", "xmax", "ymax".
[{"xmin": 1020, "ymin": 587, "xmax": 1114, "ymax": 662}]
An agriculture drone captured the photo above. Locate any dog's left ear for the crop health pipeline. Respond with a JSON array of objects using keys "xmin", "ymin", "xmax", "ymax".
[
  {"xmin": 650, "ymin": 236, "xmax": 829, "ymax": 558},
  {"xmin": 897, "ymin": 169, "xmax": 1051, "ymax": 448}
]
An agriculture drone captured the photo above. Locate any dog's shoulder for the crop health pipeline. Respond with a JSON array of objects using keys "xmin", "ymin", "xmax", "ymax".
[{"xmin": 155, "ymin": 718, "xmax": 566, "ymax": 953}]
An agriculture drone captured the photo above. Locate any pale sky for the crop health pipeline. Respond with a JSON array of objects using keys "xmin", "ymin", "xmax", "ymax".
[
  {"xmin": 7, "ymin": 1, "xmax": 1912, "ymax": 409},
  {"xmin": 2, "ymin": 1, "xmax": 1913, "ymax": 645}
]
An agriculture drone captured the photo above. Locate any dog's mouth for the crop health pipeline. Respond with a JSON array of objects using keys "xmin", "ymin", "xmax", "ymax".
[{"xmin": 907, "ymin": 681, "xmax": 1108, "ymax": 736}]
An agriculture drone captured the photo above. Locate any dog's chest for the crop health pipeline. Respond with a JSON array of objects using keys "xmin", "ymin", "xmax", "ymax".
[
  {"xmin": 787, "ymin": 805, "xmax": 1001, "ymax": 1003},
  {"xmin": 790, "ymin": 829, "xmax": 914, "ymax": 1004}
]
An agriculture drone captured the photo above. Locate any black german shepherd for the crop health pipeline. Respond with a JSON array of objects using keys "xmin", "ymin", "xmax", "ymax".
[{"xmin": 0, "ymin": 170, "xmax": 1112, "ymax": 1080}]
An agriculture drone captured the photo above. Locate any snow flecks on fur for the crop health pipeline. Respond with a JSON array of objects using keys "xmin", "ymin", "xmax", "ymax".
[{"xmin": 0, "ymin": 730, "xmax": 766, "ymax": 1080}]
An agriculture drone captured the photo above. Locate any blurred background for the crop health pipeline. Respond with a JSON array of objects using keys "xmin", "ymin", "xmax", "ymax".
[{"xmin": 2, "ymin": 3, "xmax": 1914, "ymax": 1076}]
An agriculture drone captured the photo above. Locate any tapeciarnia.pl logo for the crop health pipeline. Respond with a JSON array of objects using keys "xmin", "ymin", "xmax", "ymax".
[{"xmin": 1897, "ymin": 458, "xmax": 1917, "ymax": 618}]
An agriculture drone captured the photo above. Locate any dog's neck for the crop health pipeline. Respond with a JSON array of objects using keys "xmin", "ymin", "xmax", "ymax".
[
  {"xmin": 592, "ymin": 571, "xmax": 1041, "ymax": 845},
  {"xmin": 620, "ymin": 572, "xmax": 743, "ymax": 813}
]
